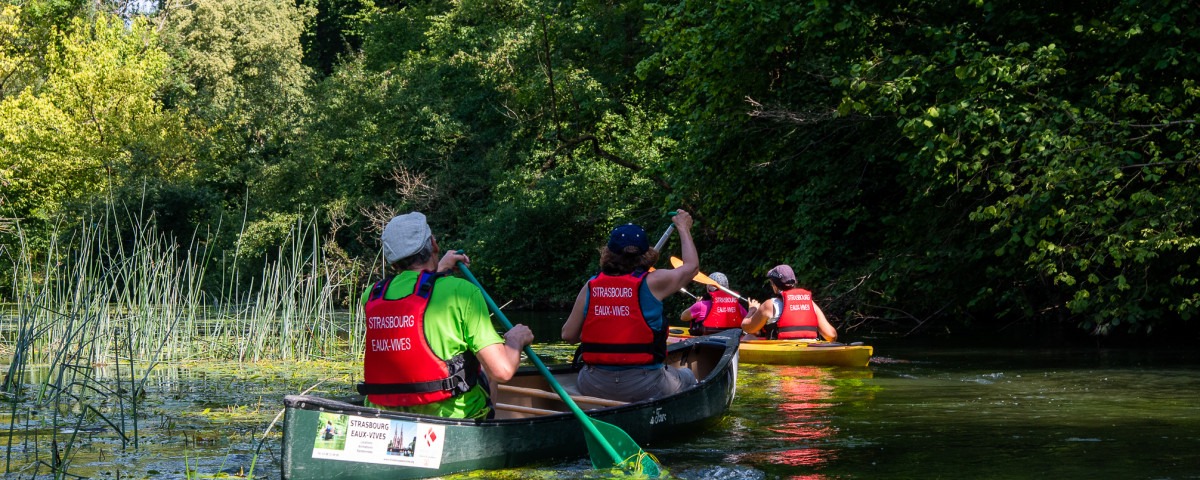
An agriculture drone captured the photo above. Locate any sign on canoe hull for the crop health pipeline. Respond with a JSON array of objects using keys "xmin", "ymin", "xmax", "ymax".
[{"xmin": 310, "ymin": 412, "xmax": 446, "ymax": 469}]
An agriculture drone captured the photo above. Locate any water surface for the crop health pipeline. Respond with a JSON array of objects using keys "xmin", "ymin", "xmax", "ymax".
[
  {"xmin": 4, "ymin": 337, "xmax": 1199, "ymax": 479},
  {"xmin": 652, "ymin": 345, "xmax": 1200, "ymax": 480}
]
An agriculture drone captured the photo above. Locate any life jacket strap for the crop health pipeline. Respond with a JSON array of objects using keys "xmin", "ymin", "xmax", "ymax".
[
  {"xmin": 356, "ymin": 351, "xmax": 480, "ymax": 396},
  {"xmin": 368, "ymin": 276, "xmax": 394, "ymax": 301},
  {"xmin": 369, "ymin": 270, "xmax": 445, "ymax": 301},
  {"xmin": 577, "ymin": 342, "xmax": 666, "ymax": 365},
  {"xmin": 578, "ymin": 343, "xmax": 659, "ymax": 354}
]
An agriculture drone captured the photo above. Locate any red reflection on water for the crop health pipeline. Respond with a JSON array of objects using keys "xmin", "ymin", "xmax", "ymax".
[{"xmin": 767, "ymin": 367, "xmax": 836, "ymax": 470}]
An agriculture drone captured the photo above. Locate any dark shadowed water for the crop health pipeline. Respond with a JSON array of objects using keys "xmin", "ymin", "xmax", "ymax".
[
  {"xmin": 655, "ymin": 346, "xmax": 1200, "ymax": 480},
  {"xmin": 4, "ymin": 312, "xmax": 1200, "ymax": 479}
]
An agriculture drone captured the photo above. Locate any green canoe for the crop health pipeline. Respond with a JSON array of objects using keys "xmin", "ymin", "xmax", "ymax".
[{"xmin": 281, "ymin": 330, "xmax": 740, "ymax": 479}]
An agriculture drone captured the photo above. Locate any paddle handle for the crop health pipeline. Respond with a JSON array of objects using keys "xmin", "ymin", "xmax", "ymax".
[
  {"xmin": 710, "ymin": 282, "xmax": 749, "ymax": 303},
  {"xmin": 653, "ymin": 224, "xmax": 675, "ymax": 252},
  {"xmin": 455, "ymin": 261, "xmax": 625, "ymax": 466},
  {"xmin": 652, "ymin": 211, "xmax": 678, "ymax": 252}
]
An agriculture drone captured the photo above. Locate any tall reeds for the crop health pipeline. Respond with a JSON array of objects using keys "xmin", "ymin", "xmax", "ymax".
[
  {"xmin": 2, "ymin": 208, "xmax": 363, "ymax": 365},
  {"xmin": 211, "ymin": 212, "xmax": 363, "ymax": 362},
  {"xmin": 1, "ymin": 206, "xmax": 364, "ymax": 476}
]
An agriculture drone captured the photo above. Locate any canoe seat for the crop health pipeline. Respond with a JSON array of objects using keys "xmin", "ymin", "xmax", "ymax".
[
  {"xmin": 494, "ymin": 403, "xmax": 562, "ymax": 416},
  {"xmin": 497, "ymin": 384, "xmax": 627, "ymax": 408}
]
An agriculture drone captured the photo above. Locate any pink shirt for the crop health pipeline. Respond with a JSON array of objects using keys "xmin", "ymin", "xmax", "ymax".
[{"xmin": 689, "ymin": 300, "xmax": 712, "ymax": 320}]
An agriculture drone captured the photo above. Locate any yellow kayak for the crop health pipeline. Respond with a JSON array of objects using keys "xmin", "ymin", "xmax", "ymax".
[{"xmin": 669, "ymin": 328, "xmax": 873, "ymax": 367}]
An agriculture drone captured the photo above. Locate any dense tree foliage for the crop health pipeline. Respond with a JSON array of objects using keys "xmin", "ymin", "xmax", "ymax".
[
  {"xmin": 0, "ymin": 6, "xmax": 192, "ymax": 234},
  {"xmin": 2, "ymin": 0, "xmax": 1197, "ymax": 340},
  {"xmin": 639, "ymin": 0, "xmax": 1200, "ymax": 336},
  {"xmin": 156, "ymin": 0, "xmax": 315, "ymax": 259},
  {"xmin": 274, "ymin": 0, "xmax": 678, "ymax": 305}
]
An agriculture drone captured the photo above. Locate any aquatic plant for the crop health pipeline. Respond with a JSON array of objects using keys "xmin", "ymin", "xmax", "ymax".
[{"xmin": 0, "ymin": 206, "xmax": 363, "ymax": 476}]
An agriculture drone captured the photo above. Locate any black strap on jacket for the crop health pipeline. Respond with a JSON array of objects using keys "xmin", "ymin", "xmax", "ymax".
[
  {"xmin": 576, "ymin": 342, "xmax": 662, "ymax": 355},
  {"xmin": 368, "ymin": 275, "xmax": 394, "ymax": 301},
  {"xmin": 356, "ymin": 352, "xmax": 481, "ymax": 396},
  {"xmin": 368, "ymin": 270, "xmax": 446, "ymax": 301}
]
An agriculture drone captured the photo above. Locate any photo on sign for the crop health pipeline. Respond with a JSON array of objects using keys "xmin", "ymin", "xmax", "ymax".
[{"xmin": 314, "ymin": 413, "xmax": 349, "ymax": 451}]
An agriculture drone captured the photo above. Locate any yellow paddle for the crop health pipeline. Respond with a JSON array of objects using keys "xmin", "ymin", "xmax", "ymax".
[{"xmin": 669, "ymin": 256, "xmax": 749, "ymax": 302}]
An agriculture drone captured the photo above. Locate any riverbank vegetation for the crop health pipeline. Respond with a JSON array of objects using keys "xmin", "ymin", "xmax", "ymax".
[
  {"xmin": 1, "ymin": 2, "xmax": 1197, "ymax": 475},
  {"xmin": 3, "ymin": 0, "xmax": 1198, "ymax": 343},
  {"xmin": 0, "ymin": 208, "xmax": 357, "ymax": 476}
]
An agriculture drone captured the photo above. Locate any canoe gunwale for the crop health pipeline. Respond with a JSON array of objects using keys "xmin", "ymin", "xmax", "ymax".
[
  {"xmin": 668, "ymin": 329, "xmax": 873, "ymax": 367},
  {"xmin": 284, "ymin": 329, "xmax": 739, "ymax": 426},
  {"xmin": 281, "ymin": 330, "xmax": 740, "ymax": 479}
]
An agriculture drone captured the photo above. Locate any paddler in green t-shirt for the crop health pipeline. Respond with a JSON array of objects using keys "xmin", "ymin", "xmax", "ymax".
[{"xmin": 357, "ymin": 212, "xmax": 534, "ymax": 419}]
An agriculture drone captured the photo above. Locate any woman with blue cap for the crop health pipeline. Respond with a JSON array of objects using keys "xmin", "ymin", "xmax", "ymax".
[{"xmin": 561, "ymin": 209, "xmax": 700, "ymax": 402}]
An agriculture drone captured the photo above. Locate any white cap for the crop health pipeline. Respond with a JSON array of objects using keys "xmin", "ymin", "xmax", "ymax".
[
  {"xmin": 381, "ymin": 212, "xmax": 432, "ymax": 264},
  {"xmin": 707, "ymin": 272, "xmax": 729, "ymax": 292}
]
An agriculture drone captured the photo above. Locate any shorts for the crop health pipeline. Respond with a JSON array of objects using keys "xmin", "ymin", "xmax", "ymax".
[{"xmin": 576, "ymin": 364, "xmax": 698, "ymax": 403}]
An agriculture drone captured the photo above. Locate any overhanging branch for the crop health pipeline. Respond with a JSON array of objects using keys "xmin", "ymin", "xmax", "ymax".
[
  {"xmin": 543, "ymin": 135, "xmax": 672, "ymax": 191},
  {"xmin": 745, "ymin": 96, "xmax": 838, "ymax": 124}
]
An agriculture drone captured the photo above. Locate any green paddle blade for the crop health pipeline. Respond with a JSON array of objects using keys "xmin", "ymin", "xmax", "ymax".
[
  {"xmin": 455, "ymin": 260, "xmax": 664, "ymax": 476},
  {"xmin": 583, "ymin": 418, "xmax": 663, "ymax": 477}
]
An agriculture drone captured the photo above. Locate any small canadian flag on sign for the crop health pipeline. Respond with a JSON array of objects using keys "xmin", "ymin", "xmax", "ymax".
[{"xmin": 424, "ymin": 428, "xmax": 437, "ymax": 447}]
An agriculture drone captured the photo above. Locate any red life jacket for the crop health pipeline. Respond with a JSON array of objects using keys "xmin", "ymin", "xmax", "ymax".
[
  {"xmin": 702, "ymin": 289, "xmax": 743, "ymax": 330},
  {"xmin": 356, "ymin": 272, "xmax": 479, "ymax": 407},
  {"xmin": 579, "ymin": 271, "xmax": 665, "ymax": 366},
  {"xmin": 776, "ymin": 288, "xmax": 820, "ymax": 340}
]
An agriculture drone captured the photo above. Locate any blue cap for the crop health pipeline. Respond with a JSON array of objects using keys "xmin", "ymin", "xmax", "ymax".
[{"xmin": 607, "ymin": 223, "xmax": 648, "ymax": 254}]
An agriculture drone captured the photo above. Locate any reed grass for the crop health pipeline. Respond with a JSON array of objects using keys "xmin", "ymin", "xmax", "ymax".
[
  {"xmin": 1, "ymin": 205, "xmax": 365, "ymax": 477},
  {"xmin": 2, "ymin": 208, "xmax": 363, "ymax": 364}
]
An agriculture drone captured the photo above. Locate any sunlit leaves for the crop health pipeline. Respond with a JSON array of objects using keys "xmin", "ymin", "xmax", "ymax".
[
  {"xmin": 0, "ymin": 5, "xmax": 34, "ymax": 99},
  {"xmin": 4, "ymin": 0, "xmax": 1198, "ymax": 338},
  {"xmin": 164, "ymin": 0, "xmax": 313, "ymax": 144},
  {"xmin": 0, "ymin": 11, "xmax": 191, "ymax": 221}
]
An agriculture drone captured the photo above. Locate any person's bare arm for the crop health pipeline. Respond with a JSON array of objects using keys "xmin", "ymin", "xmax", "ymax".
[
  {"xmin": 740, "ymin": 298, "xmax": 766, "ymax": 334},
  {"xmin": 814, "ymin": 303, "xmax": 837, "ymax": 342},
  {"xmin": 477, "ymin": 324, "xmax": 533, "ymax": 383},
  {"xmin": 561, "ymin": 284, "xmax": 588, "ymax": 343},
  {"xmin": 647, "ymin": 210, "xmax": 698, "ymax": 299}
]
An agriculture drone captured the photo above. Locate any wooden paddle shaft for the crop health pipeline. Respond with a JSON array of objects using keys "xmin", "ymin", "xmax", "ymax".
[
  {"xmin": 670, "ymin": 255, "xmax": 748, "ymax": 301},
  {"xmin": 705, "ymin": 281, "xmax": 747, "ymax": 302}
]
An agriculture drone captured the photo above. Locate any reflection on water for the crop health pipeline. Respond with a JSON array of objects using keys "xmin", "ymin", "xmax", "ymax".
[
  {"xmin": 4, "ymin": 337, "xmax": 1200, "ymax": 479},
  {"xmin": 766, "ymin": 367, "xmax": 837, "ymax": 469},
  {"xmin": 655, "ymin": 346, "xmax": 1200, "ymax": 480},
  {"xmin": 717, "ymin": 365, "xmax": 874, "ymax": 480}
]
